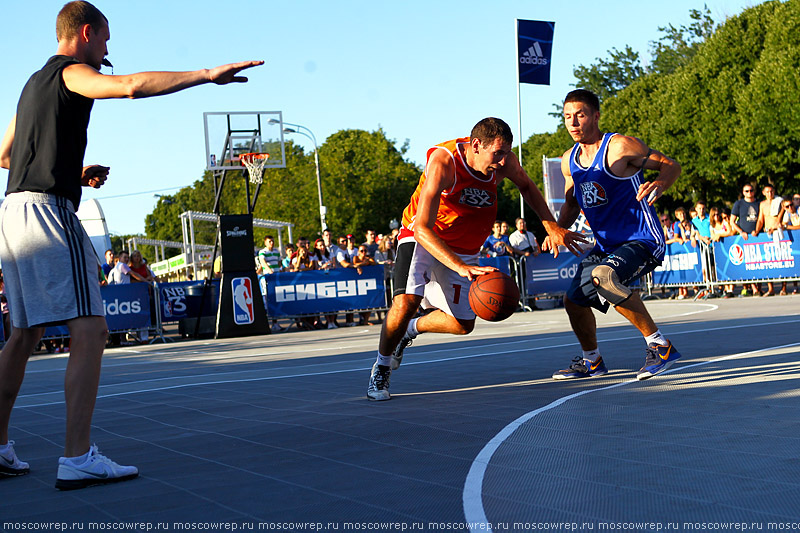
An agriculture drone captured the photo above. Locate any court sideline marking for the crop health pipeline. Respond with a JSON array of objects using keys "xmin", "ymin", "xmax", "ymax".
[{"xmin": 461, "ymin": 341, "xmax": 800, "ymax": 532}]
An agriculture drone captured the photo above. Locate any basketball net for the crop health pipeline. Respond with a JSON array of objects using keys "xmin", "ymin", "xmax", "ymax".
[{"xmin": 240, "ymin": 153, "xmax": 269, "ymax": 184}]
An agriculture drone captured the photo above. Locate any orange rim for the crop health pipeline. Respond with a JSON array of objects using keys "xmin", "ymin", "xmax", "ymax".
[{"xmin": 239, "ymin": 153, "xmax": 269, "ymax": 163}]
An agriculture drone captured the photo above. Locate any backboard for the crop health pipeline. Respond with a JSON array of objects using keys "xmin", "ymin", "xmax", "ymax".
[{"xmin": 203, "ymin": 111, "xmax": 286, "ymax": 171}]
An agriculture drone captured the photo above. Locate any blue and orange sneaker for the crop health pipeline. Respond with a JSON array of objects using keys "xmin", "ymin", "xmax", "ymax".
[
  {"xmin": 636, "ymin": 341, "xmax": 681, "ymax": 380},
  {"xmin": 552, "ymin": 356, "xmax": 608, "ymax": 380}
]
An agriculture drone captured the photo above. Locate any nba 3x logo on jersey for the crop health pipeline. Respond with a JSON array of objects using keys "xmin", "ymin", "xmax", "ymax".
[
  {"xmin": 231, "ymin": 277, "xmax": 254, "ymax": 325},
  {"xmin": 580, "ymin": 181, "xmax": 609, "ymax": 208},
  {"xmin": 459, "ymin": 187, "xmax": 494, "ymax": 207}
]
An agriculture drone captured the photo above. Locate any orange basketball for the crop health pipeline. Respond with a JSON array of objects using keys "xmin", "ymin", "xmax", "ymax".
[{"xmin": 468, "ymin": 271, "xmax": 520, "ymax": 322}]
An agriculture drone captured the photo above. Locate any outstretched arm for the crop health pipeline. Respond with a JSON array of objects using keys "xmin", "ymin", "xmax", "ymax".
[
  {"xmin": 62, "ymin": 60, "xmax": 263, "ymax": 100},
  {"xmin": 502, "ymin": 151, "xmax": 587, "ymax": 257}
]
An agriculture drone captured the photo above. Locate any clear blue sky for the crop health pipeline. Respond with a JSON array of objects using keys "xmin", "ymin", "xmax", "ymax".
[{"xmin": 0, "ymin": 0, "xmax": 757, "ymax": 239}]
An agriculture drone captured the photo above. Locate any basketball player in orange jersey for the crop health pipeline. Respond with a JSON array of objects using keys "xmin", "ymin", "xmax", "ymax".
[{"xmin": 367, "ymin": 117, "xmax": 588, "ymax": 400}]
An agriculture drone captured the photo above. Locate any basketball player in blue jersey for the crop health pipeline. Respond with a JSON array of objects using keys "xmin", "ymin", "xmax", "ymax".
[{"xmin": 552, "ymin": 89, "xmax": 683, "ymax": 381}]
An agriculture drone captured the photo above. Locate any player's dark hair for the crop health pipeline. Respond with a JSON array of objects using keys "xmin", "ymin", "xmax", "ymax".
[
  {"xmin": 471, "ymin": 118, "xmax": 513, "ymax": 147},
  {"xmin": 564, "ymin": 89, "xmax": 600, "ymax": 113},
  {"xmin": 57, "ymin": 1, "xmax": 107, "ymax": 41}
]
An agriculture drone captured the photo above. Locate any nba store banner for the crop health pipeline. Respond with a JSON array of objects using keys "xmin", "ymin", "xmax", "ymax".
[
  {"xmin": 652, "ymin": 241, "xmax": 704, "ymax": 286},
  {"xmin": 714, "ymin": 230, "xmax": 800, "ymax": 282},
  {"xmin": 263, "ymin": 266, "xmax": 385, "ymax": 317}
]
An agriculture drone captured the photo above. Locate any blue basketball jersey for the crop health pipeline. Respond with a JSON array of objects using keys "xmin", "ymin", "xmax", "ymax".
[{"xmin": 568, "ymin": 133, "xmax": 665, "ymax": 259}]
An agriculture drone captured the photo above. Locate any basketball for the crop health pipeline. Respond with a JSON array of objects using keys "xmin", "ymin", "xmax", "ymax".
[{"xmin": 468, "ymin": 271, "xmax": 520, "ymax": 322}]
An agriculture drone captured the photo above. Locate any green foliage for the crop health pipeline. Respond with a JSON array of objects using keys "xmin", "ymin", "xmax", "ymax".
[
  {"xmin": 649, "ymin": 6, "xmax": 717, "ymax": 75},
  {"xmin": 320, "ymin": 129, "xmax": 420, "ymax": 240},
  {"xmin": 732, "ymin": 0, "xmax": 800, "ymax": 193},
  {"xmin": 572, "ymin": 46, "xmax": 645, "ymax": 104}
]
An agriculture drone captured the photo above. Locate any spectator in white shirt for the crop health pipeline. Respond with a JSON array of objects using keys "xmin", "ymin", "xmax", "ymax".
[{"xmin": 509, "ymin": 218, "xmax": 539, "ymax": 257}]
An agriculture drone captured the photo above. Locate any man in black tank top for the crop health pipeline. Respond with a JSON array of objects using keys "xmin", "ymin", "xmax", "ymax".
[{"xmin": 0, "ymin": 0, "xmax": 262, "ymax": 490}]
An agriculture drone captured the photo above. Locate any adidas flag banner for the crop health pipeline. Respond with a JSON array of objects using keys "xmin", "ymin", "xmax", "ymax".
[{"xmin": 517, "ymin": 19, "xmax": 555, "ymax": 85}]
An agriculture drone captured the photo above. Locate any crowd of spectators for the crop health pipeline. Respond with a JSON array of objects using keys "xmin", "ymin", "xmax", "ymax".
[
  {"xmin": 659, "ymin": 183, "xmax": 800, "ymax": 298},
  {"xmin": 480, "ymin": 218, "xmax": 541, "ymax": 258}
]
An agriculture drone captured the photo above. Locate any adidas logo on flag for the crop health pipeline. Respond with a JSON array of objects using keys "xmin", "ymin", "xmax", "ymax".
[{"xmin": 520, "ymin": 42, "xmax": 548, "ymax": 65}]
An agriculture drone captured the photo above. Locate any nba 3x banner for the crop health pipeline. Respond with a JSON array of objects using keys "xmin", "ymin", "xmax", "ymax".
[{"xmin": 517, "ymin": 19, "xmax": 555, "ymax": 85}]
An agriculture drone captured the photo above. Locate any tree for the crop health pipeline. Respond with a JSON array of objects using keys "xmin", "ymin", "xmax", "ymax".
[
  {"xmin": 319, "ymin": 129, "xmax": 420, "ymax": 238},
  {"xmin": 572, "ymin": 46, "xmax": 645, "ymax": 104},
  {"xmin": 732, "ymin": 0, "xmax": 800, "ymax": 194},
  {"xmin": 649, "ymin": 6, "xmax": 716, "ymax": 76}
]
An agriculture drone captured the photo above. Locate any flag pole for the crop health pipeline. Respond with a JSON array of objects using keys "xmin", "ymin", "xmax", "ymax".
[{"xmin": 516, "ymin": 19, "xmax": 525, "ymax": 220}]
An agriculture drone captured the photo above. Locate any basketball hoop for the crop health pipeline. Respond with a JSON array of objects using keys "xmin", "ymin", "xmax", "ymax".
[{"xmin": 239, "ymin": 153, "xmax": 269, "ymax": 184}]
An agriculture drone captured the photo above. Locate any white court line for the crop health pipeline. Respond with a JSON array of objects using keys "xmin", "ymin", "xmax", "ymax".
[
  {"xmin": 461, "ymin": 341, "xmax": 800, "ymax": 533},
  {"xmin": 15, "ymin": 315, "xmax": 800, "ymax": 408},
  {"xmin": 22, "ymin": 303, "xmax": 718, "ymax": 376}
]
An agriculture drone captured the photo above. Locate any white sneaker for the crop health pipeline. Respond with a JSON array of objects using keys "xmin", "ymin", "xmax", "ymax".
[
  {"xmin": 271, "ymin": 323, "xmax": 285, "ymax": 333},
  {"xmin": 344, "ymin": 322, "xmax": 357, "ymax": 327},
  {"xmin": 367, "ymin": 362, "xmax": 391, "ymax": 401},
  {"xmin": 0, "ymin": 440, "xmax": 30, "ymax": 477},
  {"xmin": 327, "ymin": 322, "xmax": 338, "ymax": 329},
  {"xmin": 55, "ymin": 444, "xmax": 138, "ymax": 490}
]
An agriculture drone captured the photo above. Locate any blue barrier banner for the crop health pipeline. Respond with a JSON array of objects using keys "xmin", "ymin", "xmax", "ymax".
[
  {"xmin": 264, "ymin": 266, "xmax": 385, "ymax": 317},
  {"xmin": 159, "ymin": 280, "xmax": 221, "ymax": 321},
  {"xmin": 44, "ymin": 283, "xmax": 151, "ymax": 338},
  {"xmin": 714, "ymin": 230, "xmax": 800, "ymax": 281},
  {"xmin": 525, "ymin": 252, "xmax": 586, "ymax": 295},
  {"xmin": 652, "ymin": 241, "xmax": 703, "ymax": 286},
  {"xmin": 478, "ymin": 256, "xmax": 512, "ymax": 275}
]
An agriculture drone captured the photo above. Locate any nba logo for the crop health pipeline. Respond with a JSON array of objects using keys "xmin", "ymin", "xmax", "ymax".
[
  {"xmin": 729, "ymin": 244, "xmax": 744, "ymax": 266},
  {"xmin": 231, "ymin": 277, "xmax": 254, "ymax": 325}
]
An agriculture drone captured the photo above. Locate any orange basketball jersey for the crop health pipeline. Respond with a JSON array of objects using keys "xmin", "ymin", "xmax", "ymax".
[{"xmin": 399, "ymin": 138, "xmax": 499, "ymax": 255}]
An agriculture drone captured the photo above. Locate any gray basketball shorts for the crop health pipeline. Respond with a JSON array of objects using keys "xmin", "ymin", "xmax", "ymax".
[
  {"xmin": 0, "ymin": 192, "xmax": 104, "ymax": 328},
  {"xmin": 565, "ymin": 241, "xmax": 661, "ymax": 313}
]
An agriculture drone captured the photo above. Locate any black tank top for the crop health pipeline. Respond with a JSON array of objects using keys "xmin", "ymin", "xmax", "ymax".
[{"xmin": 7, "ymin": 55, "xmax": 94, "ymax": 208}]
